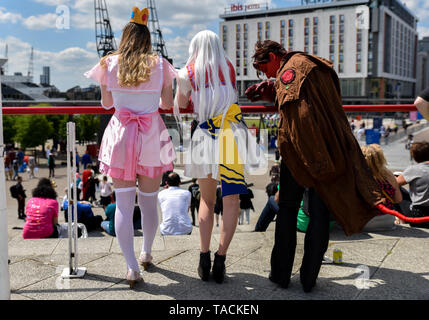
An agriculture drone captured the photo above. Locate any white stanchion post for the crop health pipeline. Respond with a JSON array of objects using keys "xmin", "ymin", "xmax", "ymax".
[
  {"xmin": 62, "ymin": 122, "xmax": 86, "ymax": 279},
  {"xmin": 0, "ymin": 71, "xmax": 11, "ymax": 299}
]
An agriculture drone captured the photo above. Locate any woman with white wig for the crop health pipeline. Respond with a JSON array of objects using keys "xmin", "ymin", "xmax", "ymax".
[{"xmin": 174, "ymin": 30, "xmax": 266, "ymax": 283}]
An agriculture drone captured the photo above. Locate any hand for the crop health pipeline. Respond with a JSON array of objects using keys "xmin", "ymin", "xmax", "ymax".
[{"xmin": 245, "ymin": 81, "xmax": 276, "ymax": 102}]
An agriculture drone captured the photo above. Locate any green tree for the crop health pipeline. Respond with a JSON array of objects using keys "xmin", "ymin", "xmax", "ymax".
[
  {"xmin": 76, "ymin": 114, "xmax": 100, "ymax": 143},
  {"xmin": 14, "ymin": 114, "xmax": 54, "ymax": 149},
  {"xmin": 2, "ymin": 115, "xmax": 17, "ymax": 145}
]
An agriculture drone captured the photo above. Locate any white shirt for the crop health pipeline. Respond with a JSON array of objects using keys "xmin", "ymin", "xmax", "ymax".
[
  {"xmin": 158, "ymin": 186, "xmax": 192, "ymax": 235},
  {"xmin": 100, "ymin": 181, "xmax": 113, "ymax": 197}
]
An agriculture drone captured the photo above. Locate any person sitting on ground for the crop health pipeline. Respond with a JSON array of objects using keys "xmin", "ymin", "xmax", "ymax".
[
  {"xmin": 265, "ymin": 175, "xmax": 279, "ymax": 198},
  {"xmin": 23, "ymin": 178, "xmax": 59, "ymax": 239},
  {"xmin": 101, "ymin": 192, "xmax": 142, "ymax": 236},
  {"xmin": 396, "ymin": 142, "xmax": 429, "ymax": 229},
  {"xmin": 158, "ymin": 172, "xmax": 192, "ymax": 236},
  {"xmin": 62, "ymin": 192, "xmax": 103, "ymax": 232},
  {"xmin": 361, "ymin": 144, "xmax": 402, "ymax": 231}
]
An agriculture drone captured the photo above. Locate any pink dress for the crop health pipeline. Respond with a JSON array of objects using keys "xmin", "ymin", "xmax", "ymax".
[
  {"xmin": 23, "ymin": 198, "xmax": 59, "ymax": 239},
  {"xmin": 85, "ymin": 55, "xmax": 177, "ymax": 181}
]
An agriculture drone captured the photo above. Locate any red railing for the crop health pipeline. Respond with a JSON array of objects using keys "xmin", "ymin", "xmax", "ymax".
[{"xmin": 1, "ymin": 104, "xmax": 418, "ymax": 115}]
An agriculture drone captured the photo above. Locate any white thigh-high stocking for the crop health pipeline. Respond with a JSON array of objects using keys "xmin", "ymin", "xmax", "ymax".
[
  {"xmin": 138, "ymin": 190, "xmax": 159, "ymax": 255},
  {"xmin": 114, "ymin": 187, "xmax": 139, "ymax": 272}
]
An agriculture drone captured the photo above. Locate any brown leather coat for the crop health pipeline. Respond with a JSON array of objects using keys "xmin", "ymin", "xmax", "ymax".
[{"xmin": 275, "ymin": 51, "xmax": 383, "ymax": 236}]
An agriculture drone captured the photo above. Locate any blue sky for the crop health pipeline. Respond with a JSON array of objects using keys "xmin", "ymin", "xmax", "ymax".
[{"xmin": 1, "ymin": 0, "xmax": 428, "ymax": 91}]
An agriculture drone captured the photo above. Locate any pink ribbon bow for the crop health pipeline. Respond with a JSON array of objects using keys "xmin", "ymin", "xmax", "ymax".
[{"xmin": 118, "ymin": 109, "xmax": 152, "ymax": 133}]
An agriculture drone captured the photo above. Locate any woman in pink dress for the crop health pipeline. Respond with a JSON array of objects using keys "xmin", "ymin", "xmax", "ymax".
[
  {"xmin": 85, "ymin": 7, "xmax": 177, "ymax": 288},
  {"xmin": 23, "ymin": 178, "xmax": 59, "ymax": 239}
]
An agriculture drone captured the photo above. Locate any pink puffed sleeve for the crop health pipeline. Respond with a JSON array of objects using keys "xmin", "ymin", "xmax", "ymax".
[
  {"xmin": 162, "ymin": 58, "xmax": 178, "ymax": 88},
  {"xmin": 84, "ymin": 61, "xmax": 108, "ymax": 86}
]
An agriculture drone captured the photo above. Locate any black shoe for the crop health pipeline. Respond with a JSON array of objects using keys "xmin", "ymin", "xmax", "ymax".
[
  {"xmin": 269, "ymin": 271, "xmax": 290, "ymax": 288},
  {"xmin": 198, "ymin": 251, "xmax": 211, "ymax": 281},
  {"xmin": 212, "ymin": 252, "xmax": 226, "ymax": 284},
  {"xmin": 300, "ymin": 273, "xmax": 316, "ymax": 293}
]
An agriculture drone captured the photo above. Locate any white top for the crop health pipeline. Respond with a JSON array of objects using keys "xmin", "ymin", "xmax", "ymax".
[
  {"xmin": 158, "ymin": 187, "xmax": 192, "ymax": 235},
  {"xmin": 85, "ymin": 55, "xmax": 177, "ymax": 114},
  {"xmin": 99, "ymin": 181, "xmax": 113, "ymax": 197}
]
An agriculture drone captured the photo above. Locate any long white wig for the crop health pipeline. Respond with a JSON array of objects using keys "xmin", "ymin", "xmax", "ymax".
[{"xmin": 174, "ymin": 30, "xmax": 237, "ymax": 124}]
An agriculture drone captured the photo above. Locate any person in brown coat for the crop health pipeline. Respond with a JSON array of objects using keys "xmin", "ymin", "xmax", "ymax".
[{"xmin": 246, "ymin": 40, "xmax": 383, "ymax": 292}]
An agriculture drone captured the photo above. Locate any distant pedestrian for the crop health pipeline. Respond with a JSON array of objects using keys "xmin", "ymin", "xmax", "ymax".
[
  {"xmin": 28, "ymin": 156, "xmax": 36, "ymax": 179},
  {"xmin": 48, "ymin": 154, "xmax": 55, "ymax": 178},
  {"xmin": 406, "ymin": 134, "xmax": 414, "ymax": 161},
  {"xmin": 188, "ymin": 178, "xmax": 200, "ymax": 226},
  {"xmin": 239, "ymin": 185, "xmax": 254, "ymax": 225},
  {"xmin": 214, "ymin": 186, "xmax": 223, "ymax": 227},
  {"xmin": 99, "ymin": 175, "xmax": 113, "ymax": 209},
  {"xmin": 12, "ymin": 159, "xmax": 19, "ymax": 181},
  {"xmin": 11, "ymin": 176, "xmax": 26, "ymax": 219},
  {"xmin": 81, "ymin": 150, "xmax": 92, "ymax": 169}
]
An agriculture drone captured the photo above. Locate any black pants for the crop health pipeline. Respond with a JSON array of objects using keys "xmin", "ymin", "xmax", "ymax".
[
  {"xmin": 190, "ymin": 201, "xmax": 199, "ymax": 225},
  {"xmin": 17, "ymin": 197, "xmax": 25, "ymax": 217},
  {"xmin": 270, "ymin": 161, "xmax": 330, "ymax": 287}
]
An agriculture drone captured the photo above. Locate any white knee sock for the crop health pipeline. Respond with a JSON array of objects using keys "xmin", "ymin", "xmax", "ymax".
[
  {"xmin": 114, "ymin": 187, "xmax": 139, "ymax": 272},
  {"xmin": 138, "ymin": 190, "xmax": 159, "ymax": 255}
]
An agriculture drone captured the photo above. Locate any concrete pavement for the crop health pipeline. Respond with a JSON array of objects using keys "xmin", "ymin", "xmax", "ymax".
[{"xmin": 3, "ymin": 122, "xmax": 429, "ymax": 301}]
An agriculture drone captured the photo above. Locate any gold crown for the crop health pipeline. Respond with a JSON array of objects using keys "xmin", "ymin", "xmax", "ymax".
[{"xmin": 130, "ymin": 7, "xmax": 149, "ymax": 26}]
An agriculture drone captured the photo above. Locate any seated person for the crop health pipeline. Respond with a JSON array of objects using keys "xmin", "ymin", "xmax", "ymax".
[
  {"xmin": 265, "ymin": 175, "xmax": 279, "ymax": 198},
  {"xmin": 396, "ymin": 142, "xmax": 429, "ymax": 229},
  {"xmin": 101, "ymin": 192, "xmax": 142, "ymax": 236},
  {"xmin": 255, "ymin": 188, "xmax": 335, "ymax": 232},
  {"xmin": 23, "ymin": 178, "xmax": 59, "ymax": 239},
  {"xmin": 62, "ymin": 194, "xmax": 103, "ymax": 232},
  {"xmin": 361, "ymin": 144, "xmax": 402, "ymax": 231},
  {"xmin": 158, "ymin": 172, "xmax": 192, "ymax": 235}
]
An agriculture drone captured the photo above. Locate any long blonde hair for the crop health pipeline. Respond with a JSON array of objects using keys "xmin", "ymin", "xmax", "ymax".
[
  {"xmin": 361, "ymin": 144, "xmax": 390, "ymax": 182},
  {"xmin": 100, "ymin": 22, "xmax": 157, "ymax": 87}
]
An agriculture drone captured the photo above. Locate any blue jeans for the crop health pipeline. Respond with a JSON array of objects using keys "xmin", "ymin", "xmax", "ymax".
[
  {"xmin": 254, "ymin": 196, "xmax": 279, "ymax": 231},
  {"xmin": 101, "ymin": 221, "xmax": 115, "ymax": 236}
]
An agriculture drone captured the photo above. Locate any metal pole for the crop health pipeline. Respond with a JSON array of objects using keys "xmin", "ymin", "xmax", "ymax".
[
  {"xmin": 0, "ymin": 71, "xmax": 11, "ymax": 300},
  {"xmin": 66, "ymin": 123, "xmax": 73, "ymax": 274},
  {"xmin": 62, "ymin": 122, "xmax": 85, "ymax": 279}
]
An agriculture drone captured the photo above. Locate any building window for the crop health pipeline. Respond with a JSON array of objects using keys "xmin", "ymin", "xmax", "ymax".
[
  {"xmin": 313, "ymin": 17, "xmax": 318, "ymax": 25},
  {"xmin": 243, "ymin": 68, "xmax": 247, "ymax": 76},
  {"xmin": 356, "ymin": 64, "xmax": 361, "ymax": 72},
  {"xmin": 258, "ymin": 31, "xmax": 262, "ymax": 41},
  {"xmin": 329, "ymin": 45, "xmax": 335, "ymax": 54},
  {"xmin": 330, "ymin": 25, "xmax": 335, "ymax": 34},
  {"xmin": 280, "ymin": 38, "xmax": 285, "ymax": 47},
  {"xmin": 339, "ymin": 54, "xmax": 344, "ymax": 63},
  {"xmin": 305, "ymin": 36, "xmax": 309, "ymax": 46},
  {"xmin": 244, "ymin": 23, "xmax": 248, "ymax": 32},
  {"xmin": 339, "ymin": 14, "xmax": 345, "ymax": 23},
  {"xmin": 356, "ymin": 53, "xmax": 361, "ymax": 62},
  {"xmin": 288, "ymin": 19, "xmax": 293, "ymax": 28},
  {"xmin": 313, "ymin": 46, "xmax": 318, "ymax": 55},
  {"xmin": 329, "ymin": 54, "xmax": 335, "ymax": 63},
  {"xmin": 305, "ymin": 17, "xmax": 310, "ymax": 26},
  {"xmin": 281, "ymin": 29, "xmax": 285, "ymax": 38},
  {"xmin": 236, "ymin": 50, "xmax": 241, "ymax": 58},
  {"xmin": 304, "ymin": 46, "xmax": 309, "ymax": 53},
  {"xmin": 330, "ymin": 15, "xmax": 335, "ymax": 24},
  {"xmin": 265, "ymin": 21, "xmax": 270, "ymax": 29},
  {"xmin": 338, "ymin": 64, "xmax": 344, "ymax": 73},
  {"xmin": 304, "ymin": 27, "xmax": 309, "ymax": 36},
  {"xmin": 280, "ymin": 20, "xmax": 285, "ymax": 28},
  {"xmin": 313, "ymin": 36, "xmax": 318, "ymax": 45},
  {"xmin": 288, "ymin": 28, "xmax": 293, "ymax": 37},
  {"xmin": 257, "ymin": 22, "xmax": 262, "ymax": 30},
  {"xmin": 236, "ymin": 24, "xmax": 241, "ymax": 32},
  {"xmin": 222, "ymin": 25, "xmax": 227, "ymax": 50},
  {"xmin": 339, "ymin": 44, "xmax": 344, "ymax": 53},
  {"xmin": 339, "ymin": 34, "xmax": 344, "ymax": 43},
  {"xmin": 313, "ymin": 26, "xmax": 318, "ymax": 34}
]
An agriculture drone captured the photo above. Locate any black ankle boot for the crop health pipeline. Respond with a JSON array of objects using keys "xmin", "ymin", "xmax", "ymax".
[
  {"xmin": 198, "ymin": 251, "xmax": 211, "ymax": 281},
  {"xmin": 212, "ymin": 252, "xmax": 226, "ymax": 284}
]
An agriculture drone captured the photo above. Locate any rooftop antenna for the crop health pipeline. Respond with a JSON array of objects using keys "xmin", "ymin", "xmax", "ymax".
[
  {"xmin": 94, "ymin": 0, "xmax": 117, "ymax": 58},
  {"xmin": 147, "ymin": 0, "xmax": 172, "ymax": 64},
  {"xmin": 27, "ymin": 46, "xmax": 34, "ymax": 81},
  {"xmin": 4, "ymin": 44, "xmax": 8, "ymax": 75}
]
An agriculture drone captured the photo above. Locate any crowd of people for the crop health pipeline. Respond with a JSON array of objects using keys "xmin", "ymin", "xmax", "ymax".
[{"xmin": 4, "ymin": 6, "xmax": 429, "ymax": 294}]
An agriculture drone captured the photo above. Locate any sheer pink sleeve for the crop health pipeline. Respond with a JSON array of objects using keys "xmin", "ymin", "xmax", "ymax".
[
  {"xmin": 84, "ymin": 61, "xmax": 108, "ymax": 86},
  {"xmin": 162, "ymin": 58, "xmax": 178, "ymax": 88}
]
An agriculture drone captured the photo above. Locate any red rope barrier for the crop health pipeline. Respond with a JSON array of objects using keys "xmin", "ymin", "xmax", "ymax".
[
  {"xmin": 376, "ymin": 204, "xmax": 429, "ymax": 223},
  {"xmin": 1, "ymin": 104, "xmax": 417, "ymax": 115}
]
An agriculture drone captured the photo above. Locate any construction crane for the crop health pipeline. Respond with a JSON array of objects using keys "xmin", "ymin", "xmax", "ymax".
[
  {"xmin": 94, "ymin": 0, "xmax": 117, "ymax": 58},
  {"xmin": 147, "ymin": 0, "xmax": 172, "ymax": 64}
]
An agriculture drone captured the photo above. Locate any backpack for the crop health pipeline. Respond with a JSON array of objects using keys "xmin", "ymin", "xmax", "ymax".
[{"xmin": 10, "ymin": 185, "xmax": 19, "ymax": 199}]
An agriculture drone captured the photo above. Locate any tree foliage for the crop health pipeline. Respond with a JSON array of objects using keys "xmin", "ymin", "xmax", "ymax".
[
  {"xmin": 76, "ymin": 114, "xmax": 100, "ymax": 143},
  {"xmin": 14, "ymin": 114, "xmax": 54, "ymax": 149}
]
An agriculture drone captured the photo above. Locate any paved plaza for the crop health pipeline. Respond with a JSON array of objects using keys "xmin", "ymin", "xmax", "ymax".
[{"xmin": 3, "ymin": 122, "xmax": 429, "ymax": 301}]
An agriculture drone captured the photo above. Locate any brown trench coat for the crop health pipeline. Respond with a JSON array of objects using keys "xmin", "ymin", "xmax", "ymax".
[{"xmin": 275, "ymin": 51, "xmax": 383, "ymax": 236}]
